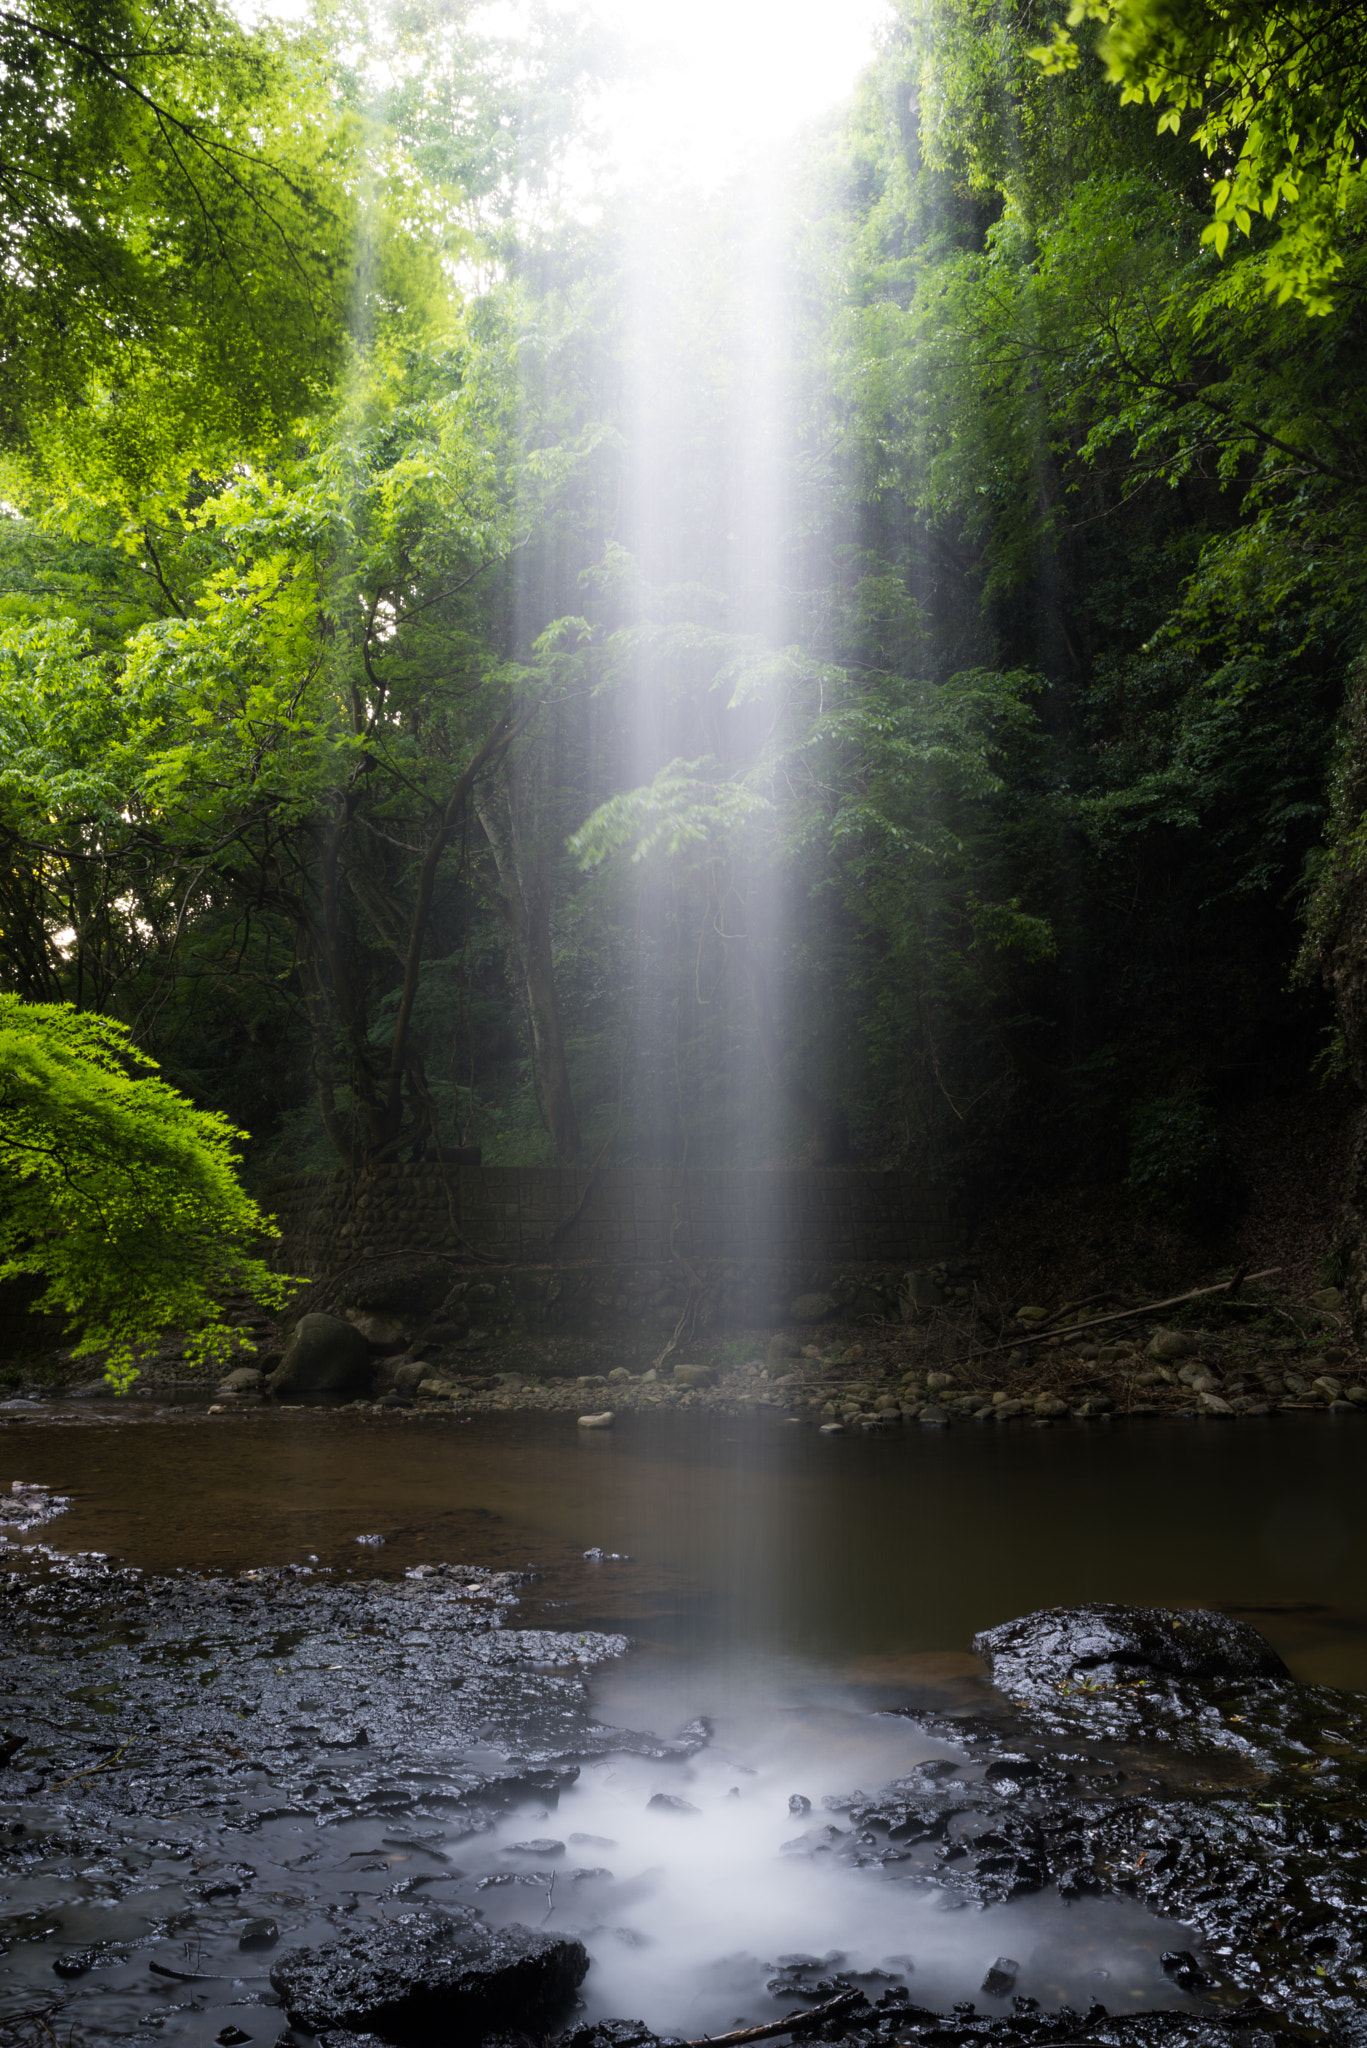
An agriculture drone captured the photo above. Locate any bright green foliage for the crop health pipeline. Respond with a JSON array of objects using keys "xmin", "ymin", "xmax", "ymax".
[
  {"xmin": 0, "ymin": 0, "xmax": 356, "ymax": 457},
  {"xmin": 1031, "ymin": 0, "xmax": 1367, "ymax": 310},
  {"xmin": 0, "ymin": 998, "xmax": 290, "ymax": 1388}
]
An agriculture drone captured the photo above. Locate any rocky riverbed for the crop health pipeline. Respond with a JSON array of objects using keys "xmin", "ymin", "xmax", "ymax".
[
  {"xmin": 1, "ymin": 1531, "xmax": 1366, "ymax": 2048},
  {"xmin": 9, "ymin": 1263, "xmax": 1364, "ymax": 1433}
]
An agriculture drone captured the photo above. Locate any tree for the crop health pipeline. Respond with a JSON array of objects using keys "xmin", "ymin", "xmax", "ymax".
[
  {"xmin": 0, "ymin": 997, "xmax": 289, "ymax": 1388},
  {"xmin": 0, "ymin": 0, "xmax": 356, "ymax": 453},
  {"xmin": 1030, "ymin": 0, "xmax": 1367, "ymax": 310}
]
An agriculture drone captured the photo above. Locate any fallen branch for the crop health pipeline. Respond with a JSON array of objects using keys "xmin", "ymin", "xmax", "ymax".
[
  {"xmin": 684, "ymin": 1990, "xmax": 861, "ymax": 2047},
  {"xmin": 967, "ymin": 1269, "xmax": 1281, "ymax": 1360}
]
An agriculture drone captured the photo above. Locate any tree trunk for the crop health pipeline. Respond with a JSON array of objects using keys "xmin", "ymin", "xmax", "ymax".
[{"xmin": 477, "ymin": 752, "xmax": 581, "ymax": 1163}]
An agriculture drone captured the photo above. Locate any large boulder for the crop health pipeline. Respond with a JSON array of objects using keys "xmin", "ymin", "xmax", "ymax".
[
  {"xmin": 974, "ymin": 1603, "xmax": 1289, "ymax": 1703},
  {"xmin": 268, "ymin": 1313, "xmax": 372, "ymax": 1396},
  {"xmin": 269, "ymin": 1909, "xmax": 588, "ymax": 2043},
  {"xmin": 344, "ymin": 1309, "xmax": 410, "ymax": 1354}
]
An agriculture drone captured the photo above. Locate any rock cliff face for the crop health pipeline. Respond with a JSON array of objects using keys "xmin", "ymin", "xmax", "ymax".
[{"xmin": 1301, "ymin": 668, "xmax": 1367, "ymax": 1329}]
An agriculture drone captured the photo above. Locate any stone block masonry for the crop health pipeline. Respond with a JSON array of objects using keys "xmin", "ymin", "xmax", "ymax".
[{"xmin": 264, "ymin": 1164, "xmax": 959, "ymax": 1278}]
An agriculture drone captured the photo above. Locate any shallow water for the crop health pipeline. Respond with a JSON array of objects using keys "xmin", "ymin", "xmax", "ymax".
[
  {"xmin": 2, "ymin": 1400, "xmax": 1365, "ymax": 2036},
  {"xmin": 4, "ymin": 1401, "xmax": 1366, "ymax": 1684}
]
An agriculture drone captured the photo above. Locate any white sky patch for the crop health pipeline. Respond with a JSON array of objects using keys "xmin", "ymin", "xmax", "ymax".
[
  {"xmin": 485, "ymin": 0, "xmax": 892, "ymax": 194},
  {"xmin": 240, "ymin": 0, "xmax": 893, "ymax": 196}
]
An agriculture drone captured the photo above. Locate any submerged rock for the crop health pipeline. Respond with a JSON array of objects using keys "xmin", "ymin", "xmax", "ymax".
[{"xmin": 270, "ymin": 1908, "xmax": 588, "ymax": 2041}]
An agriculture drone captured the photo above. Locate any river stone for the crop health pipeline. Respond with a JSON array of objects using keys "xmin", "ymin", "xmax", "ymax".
[
  {"xmin": 269, "ymin": 1314, "xmax": 372, "ymax": 1396},
  {"xmin": 269, "ymin": 1908, "xmax": 587, "ymax": 2041},
  {"xmin": 973, "ymin": 1603, "xmax": 1289, "ymax": 1703},
  {"xmin": 577, "ymin": 1412, "xmax": 614, "ymax": 1429},
  {"xmin": 381, "ymin": 1359, "xmax": 429, "ymax": 1395},
  {"xmin": 345, "ymin": 1310, "xmax": 409, "ymax": 1354},
  {"xmin": 217, "ymin": 1366, "xmax": 263, "ymax": 1394},
  {"xmin": 1147, "ymin": 1329, "xmax": 1200, "ymax": 1361},
  {"xmin": 1197, "ymin": 1391, "xmax": 1235, "ymax": 1415},
  {"xmin": 672, "ymin": 1366, "xmax": 714, "ymax": 1388},
  {"xmin": 417, "ymin": 1379, "xmax": 455, "ymax": 1400},
  {"xmin": 790, "ymin": 1292, "xmax": 837, "ymax": 1322},
  {"xmin": 919, "ymin": 1405, "xmax": 949, "ymax": 1427},
  {"xmin": 903, "ymin": 1271, "xmax": 945, "ymax": 1310},
  {"xmin": 1034, "ymin": 1394, "xmax": 1068, "ymax": 1417}
]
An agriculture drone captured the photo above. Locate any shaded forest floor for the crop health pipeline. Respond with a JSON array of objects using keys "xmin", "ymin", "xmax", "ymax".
[{"xmin": 972, "ymin": 1083, "xmax": 1356, "ymax": 1313}]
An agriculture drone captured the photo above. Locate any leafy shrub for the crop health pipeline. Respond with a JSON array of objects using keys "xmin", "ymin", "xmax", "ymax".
[
  {"xmin": 1126, "ymin": 1092, "xmax": 1236, "ymax": 1226},
  {"xmin": 0, "ymin": 998, "xmax": 292, "ymax": 1390}
]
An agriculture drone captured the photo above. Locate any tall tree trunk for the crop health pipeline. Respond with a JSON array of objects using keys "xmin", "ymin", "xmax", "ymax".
[{"xmin": 477, "ymin": 752, "xmax": 581, "ymax": 1163}]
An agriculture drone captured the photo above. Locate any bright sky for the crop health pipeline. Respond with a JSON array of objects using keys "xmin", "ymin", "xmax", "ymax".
[
  {"xmin": 479, "ymin": 0, "xmax": 894, "ymax": 191},
  {"xmin": 245, "ymin": 0, "xmax": 894, "ymax": 194}
]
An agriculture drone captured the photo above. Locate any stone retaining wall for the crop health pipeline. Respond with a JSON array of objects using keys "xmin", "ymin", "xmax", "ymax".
[{"xmin": 264, "ymin": 1164, "xmax": 958, "ymax": 1279}]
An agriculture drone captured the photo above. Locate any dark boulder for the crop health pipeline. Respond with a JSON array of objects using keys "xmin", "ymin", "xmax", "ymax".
[
  {"xmin": 973, "ymin": 1603, "xmax": 1289, "ymax": 1703},
  {"xmin": 268, "ymin": 1313, "xmax": 372, "ymax": 1396},
  {"xmin": 269, "ymin": 1908, "xmax": 587, "ymax": 2043}
]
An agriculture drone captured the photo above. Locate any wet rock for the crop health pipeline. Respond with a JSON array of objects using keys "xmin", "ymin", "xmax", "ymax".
[
  {"xmin": 919, "ymin": 1406, "xmax": 950, "ymax": 1427},
  {"xmin": 672, "ymin": 1366, "xmax": 714, "ymax": 1388},
  {"xmin": 974, "ymin": 1603, "xmax": 1289, "ymax": 1702},
  {"xmin": 645, "ymin": 1793, "xmax": 698, "ymax": 1815},
  {"xmin": 577, "ymin": 1412, "xmax": 614, "ymax": 1429},
  {"xmin": 556, "ymin": 2023, "xmax": 680, "ymax": 2048},
  {"xmin": 789, "ymin": 1793, "xmax": 812, "ymax": 1814},
  {"xmin": 51, "ymin": 1948, "xmax": 101, "ymax": 1977},
  {"xmin": 270, "ymin": 1909, "xmax": 588, "ymax": 2041},
  {"xmin": 417, "ymin": 1378, "xmax": 456, "ymax": 1400},
  {"xmin": 781, "ymin": 1822, "xmax": 848, "ymax": 1854},
  {"xmin": 981, "ymin": 1957, "xmax": 1019, "ymax": 1997},
  {"xmin": 1033, "ymin": 1395, "xmax": 1068, "ymax": 1418},
  {"xmin": 239, "ymin": 1917, "xmax": 280, "ymax": 1950},
  {"xmin": 1160, "ymin": 1950, "xmax": 1209, "ymax": 1993},
  {"xmin": 269, "ymin": 1314, "xmax": 372, "ymax": 1396}
]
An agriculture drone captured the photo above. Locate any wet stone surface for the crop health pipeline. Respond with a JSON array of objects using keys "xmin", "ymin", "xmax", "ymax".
[
  {"xmin": 0, "ymin": 1568, "xmax": 1365, "ymax": 2048},
  {"xmin": 0, "ymin": 1549, "xmax": 674, "ymax": 2046}
]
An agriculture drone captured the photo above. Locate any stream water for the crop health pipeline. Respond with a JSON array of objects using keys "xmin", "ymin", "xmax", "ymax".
[{"xmin": 2, "ymin": 1400, "xmax": 1366, "ymax": 2039}]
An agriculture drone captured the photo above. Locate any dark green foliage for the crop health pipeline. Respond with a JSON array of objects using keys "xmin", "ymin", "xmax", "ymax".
[{"xmin": 1126, "ymin": 1093, "xmax": 1236, "ymax": 1228}]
